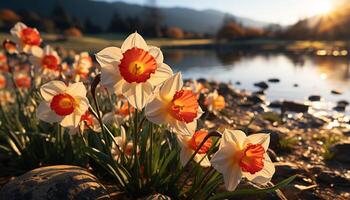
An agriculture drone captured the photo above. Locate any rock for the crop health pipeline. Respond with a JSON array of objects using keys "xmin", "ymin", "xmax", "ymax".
[
  {"xmin": 146, "ymin": 194, "xmax": 172, "ymax": 200},
  {"xmin": 333, "ymin": 105, "xmax": 346, "ymax": 112},
  {"xmin": 337, "ymin": 100, "xmax": 349, "ymax": 106},
  {"xmin": 218, "ymin": 83, "xmax": 232, "ymax": 96},
  {"xmin": 260, "ymin": 112, "xmax": 282, "ymax": 124},
  {"xmin": 268, "ymin": 100, "xmax": 282, "ymax": 108},
  {"xmin": 331, "ymin": 89, "xmax": 343, "ymax": 95},
  {"xmin": 316, "ymin": 170, "xmax": 350, "ymax": 186},
  {"xmin": 254, "ymin": 81, "xmax": 269, "ymax": 90},
  {"xmin": 281, "ymin": 101, "xmax": 309, "ymax": 113},
  {"xmin": 253, "ymin": 90, "xmax": 265, "ymax": 95},
  {"xmin": 308, "ymin": 95, "xmax": 321, "ymax": 102},
  {"xmin": 196, "ymin": 78, "xmax": 207, "ymax": 84},
  {"xmin": 335, "ymin": 100, "xmax": 349, "ymax": 111},
  {"xmin": 293, "ymin": 83, "xmax": 299, "ymax": 87},
  {"xmin": 0, "ymin": 165, "xmax": 109, "ymax": 200},
  {"xmin": 247, "ymin": 95, "xmax": 265, "ymax": 104},
  {"xmin": 268, "ymin": 78, "xmax": 280, "ymax": 83},
  {"xmin": 259, "ymin": 129, "xmax": 281, "ymax": 152},
  {"xmin": 274, "ymin": 162, "xmax": 305, "ymax": 179},
  {"xmin": 330, "ymin": 143, "xmax": 350, "ymax": 165}
]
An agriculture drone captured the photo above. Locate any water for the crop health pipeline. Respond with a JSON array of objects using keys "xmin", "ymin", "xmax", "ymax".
[{"xmin": 164, "ymin": 49, "xmax": 350, "ymax": 116}]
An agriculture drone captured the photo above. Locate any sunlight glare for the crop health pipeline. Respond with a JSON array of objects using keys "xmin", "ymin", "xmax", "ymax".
[{"xmin": 307, "ymin": 0, "xmax": 334, "ymax": 16}]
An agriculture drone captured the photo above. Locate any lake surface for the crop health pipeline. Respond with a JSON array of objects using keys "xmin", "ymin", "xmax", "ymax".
[{"xmin": 164, "ymin": 49, "xmax": 350, "ymax": 116}]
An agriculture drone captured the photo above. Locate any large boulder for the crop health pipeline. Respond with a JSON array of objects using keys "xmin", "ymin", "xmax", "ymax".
[{"xmin": 0, "ymin": 165, "xmax": 109, "ymax": 200}]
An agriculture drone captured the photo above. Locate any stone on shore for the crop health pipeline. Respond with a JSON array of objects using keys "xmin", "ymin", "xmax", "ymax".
[
  {"xmin": 254, "ymin": 81, "xmax": 269, "ymax": 89},
  {"xmin": 268, "ymin": 78, "xmax": 280, "ymax": 83},
  {"xmin": 308, "ymin": 95, "xmax": 321, "ymax": 102},
  {"xmin": 0, "ymin": 165, "xmax": 109, "ymax": 200}
]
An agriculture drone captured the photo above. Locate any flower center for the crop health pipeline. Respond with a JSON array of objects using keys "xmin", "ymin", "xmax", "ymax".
[
  {"xmin": 20, "ymin": 28, "xmax": 41, "ymax": 46},
  {"xmin": 42, "ymin": 55, "xmax": 59, "ymax": 71},
  {"xmin": 169, "ymin": 89, "xmax": 199, "ymax": 123},
  {"xmin": 236, "ymin": 143, "xmax": 265, "ymax": 174},
  {"xmin": 187, "ymin": 130, "xmax": 212, "ymax": 154},
  {"xmin": 119, "ymin": 47, "xmax": 157, "ymax": 83},
  {"xmin": 50, "ymin": 93, "xmax": 77, "ymax": 116}
]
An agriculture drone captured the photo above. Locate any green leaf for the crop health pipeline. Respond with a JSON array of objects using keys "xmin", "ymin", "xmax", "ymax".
[{"xmin": 208, "ymin": 175, "xmax": 296, "ymax": 200}]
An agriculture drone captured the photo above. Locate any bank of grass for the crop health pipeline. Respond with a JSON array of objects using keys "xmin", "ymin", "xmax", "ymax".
[
  {"xmin": 0, "ymin": 33, "xmax": 213, "ymax": 52},
  {"xmin": 1, "ymin": 32, "xmax": 349, "ymax": 52}
]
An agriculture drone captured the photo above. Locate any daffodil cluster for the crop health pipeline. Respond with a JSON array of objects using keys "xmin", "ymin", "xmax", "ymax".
[{"xmin": 0, "ymin": 22, "xmax": 293, "ymax": 199}]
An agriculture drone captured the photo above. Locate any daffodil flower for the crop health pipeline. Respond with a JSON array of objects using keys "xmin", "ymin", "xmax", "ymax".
[
  {"xmin": 111, "ymin": 126, "xmax": 137, "ymax": 160},
  {"xmin": 36, "ymin": 80, "xmax": 89, "ymax": 128},
  {"xmin": 210, "ymin": 129, "xmax": 275, "ymax": 191},
  {"xmin": 73, "ymin": 52, "xmax": 93, "ymax": 81},
  {"xmin": 0, "ymin": 52, "xmax": 8, "ymax": 72},
  {"xmin": 145, "ymin": 73, "xmax": 203, "ymax": 135},
  {"xmin": 69, "ymin": 110, "xmax": 101, "ymax": 135},
  {"xmin": 0, "ymin": 73, "xmax": 6, "ymax": 89},
  {"xmin": 30, "ymin": 45, "xmax": 61, "ymax": 77},
  {"xmin": 10, "ymin": 22, "xmax": 42, "ymax": 52},
  {"xmin": 177, "ymin": 129, "xmax": 211, "ymax": 167},
  {"xmin": 102, "ymin": 100, "xmax": 134, "ymax": 126},
  {"xmin": 204, "ymin": 90, "xmax": 225, "ymax": 113},
  {"xmin": 96, "ymin": 32, "xmax": 173, "ymax": 110}
]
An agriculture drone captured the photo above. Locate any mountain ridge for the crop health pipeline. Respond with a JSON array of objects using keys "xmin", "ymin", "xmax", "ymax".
[{"xmin": 0, "ymin": 0, "xmax": 269, "ymax": 34}]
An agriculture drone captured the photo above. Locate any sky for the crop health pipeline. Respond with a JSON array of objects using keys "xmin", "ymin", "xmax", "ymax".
[{"xmin": 98, "ymin": 0, "xmax": 337, "ymax": 25}]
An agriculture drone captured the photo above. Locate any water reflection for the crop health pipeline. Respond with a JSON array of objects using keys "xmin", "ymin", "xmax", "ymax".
[{"xmin": 163, "ymin": 49, "xmax": 350, "ymax": 114}]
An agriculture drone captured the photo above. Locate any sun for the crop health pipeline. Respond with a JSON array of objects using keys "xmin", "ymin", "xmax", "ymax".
[{"xmin": 309, "ymin": 0, "xmax": 334, "ymax": 16}]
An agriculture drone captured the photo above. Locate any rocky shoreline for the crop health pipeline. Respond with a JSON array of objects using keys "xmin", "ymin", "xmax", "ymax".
[{"xmin": 196, "ymin": 79, "xmax": 350, "ymax": 200}]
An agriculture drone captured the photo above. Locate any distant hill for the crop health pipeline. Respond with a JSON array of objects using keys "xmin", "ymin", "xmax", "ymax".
[{"xmin": 0, "ymin": 0, "xmax": 269, "ymax": 34}]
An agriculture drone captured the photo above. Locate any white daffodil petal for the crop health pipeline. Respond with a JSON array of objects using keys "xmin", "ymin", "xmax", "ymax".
[
  {"xmin": 30, "ymin": 46, "xmax": 43, "ymax": 58},
  {"xmin": 246, "ymin": 133, "xmax": 270, "ymax": 151},
  {"xmin": 66, "ymin": 82, "xmax": 87, "ymax": 99},
  {"xmin": 36, "ymin": 102, "xmax": 63, "ymax": 123},
  {"xmin": 148, "ymin": 63, "xmax": 173, "ymax": 86},
  {"xmin": 180, "ymin": 147, "xmax": 193, "ymax": 166},
  {"xmin": 60, "ymin": 112, "xmax": 81, "ymax": 128},
  {"xmin": 160, "ymin": 72, "xmax": 183, "ymax": 101},
  {"xmin": 210, "ymin": 144, "xmax": 236, "ymax": 173},
  {"xmin": 10, "ymin": 22, "xmax": 27, "ymax": 37},
  {"xmin": 148, "ymin": 46, "xmax": 164, "ymax": 64},
  {"xmin": 243, "ymin": 155, "xmax": 275, "ymax": 184},
  {"xmin": 40, "ymin": 80, "xmax": 67, "ymax": 101},
  {"xmin": 121, "ymin": 32, "xmax": 149, "ymax": 52},
  {"xmin": 75, "ymin": 96, "xmax": 89, "ymax": 115},
  {"xmin": 222, "ymin": 129, "xmax": 247, "ymax": 149},
  {"xmin": 224, "ymin": 165, "xmax": 242, "ymax": 191},
  {"xmin": 145, "ymin": 97, "xmax": 169, "ymax": 125},
  {"xmin": 96, "ymin": 47, "xmax": 122, "ymax": 66},
  {"xmin": 194, "ymin": 154, "xmax": 211, "ymax": 167},
  {"xmin": 122, "ymin": 82, "xmax": 153, "ymax": 110},
  {"xmin": 102, "ymin": 112, "xmax": 115, "ymax": 124},
  {"xmin": 170, "ymin": 120, "xmax": 193, "ymax": 136},
  {"xmin": 100, "ymin": 63, "xmax": 121, "ymax": 93}
]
